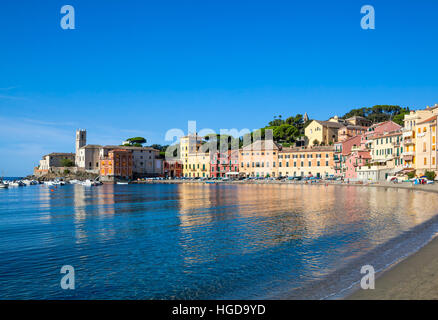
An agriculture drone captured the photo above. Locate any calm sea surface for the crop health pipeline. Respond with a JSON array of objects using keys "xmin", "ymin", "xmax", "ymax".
[{"xmin": 1, "ymin": 183, "xmax": 438, "ymax": 299}]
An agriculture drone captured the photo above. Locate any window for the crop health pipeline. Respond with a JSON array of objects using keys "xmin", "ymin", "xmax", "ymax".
[{"xmin": 424, "ymin": 157, "xmax": 427, "ymax": 165}]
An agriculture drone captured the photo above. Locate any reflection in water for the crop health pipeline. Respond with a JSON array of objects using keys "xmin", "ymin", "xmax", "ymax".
[{"xmin": 0, "ymin": 183, "xmax": 437, "ymax": 299}]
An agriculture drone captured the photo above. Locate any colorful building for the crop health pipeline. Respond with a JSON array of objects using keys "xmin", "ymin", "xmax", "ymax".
[
  {"xmin": 345, "ymin": 150, "xmax": 371, "ymax": 180},
  {"xmin": 100, "ymin": 149, "xmax": 133, "ymax": 181},
  {"xmin": 337, "ymin": 125, "xmax": 367, "ymax": 142},
  {"xmin": 415, "ymin": 115, "xmax": 438, "ymax": 176},
  {"xmin": 278, "ymin": 146, "xmax": 335, "ymax": 178},
  {"xmin": 239, "ymin": 140, "xmax": 280, "ymax": 177},
  {"xmin": 402, "ymin": 105, "xmax": 438, "ymax": 171},
  {"xmin": 185, "ymin": 152, "xmax": 210, "ymax": 178},
  {"xmin": 179, "ymin": 133, "xmax": 205, "ymax": 178},
  {"xmin": 334, "ymin": 135, "xmax": 362, "ymax": 177},
  {"xmin": 357, "ymin": 131, "xmax": 403, "ymax": 181},
  {"xmin": 210, "ymin": 150, "xmax": 239, "ymax": 178},
  {"xmin": 163, "ymin": 160, "xmax": 183, "ymax": 178},
  {"xmin": 305, "ymin": 119, "xmax": 344, "ymax": 146}
]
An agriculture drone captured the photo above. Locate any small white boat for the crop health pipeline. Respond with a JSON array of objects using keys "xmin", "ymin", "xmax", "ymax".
[
  {"xmin": 0, "ymin": 182, "xmax": 8, "ymax": 189},
  {"xmin": 82, "ymin": 180, "xmax": 92, "ymax": 186},
  {"xmin": 9, "ymin": 181, "xmax": 25, "ymax": 187},
  {"xmin": 116, "ymin": 182, "xmax": 129, "ymax": 185}
]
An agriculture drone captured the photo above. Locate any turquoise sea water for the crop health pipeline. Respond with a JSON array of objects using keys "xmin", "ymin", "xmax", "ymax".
[{"xmin": 1, "ymin": 183, "xmax": 438, "ymax": 299}]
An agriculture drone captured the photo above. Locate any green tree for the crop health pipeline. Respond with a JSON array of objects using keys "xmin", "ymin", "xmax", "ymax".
[
  {"xmin": 125, "ymin": 137, "xmax": 147, "ymax": 146},
  {"xmin": 60, "ymin": 158, "xmax": 74, "ymax": 167},
  {"xmin": 425, "ymin": 171, "xmax": 436, "ymax": 181},
  {"xmin": 341, "ymin": 105, "xmax": 410, "ymax": 124}
]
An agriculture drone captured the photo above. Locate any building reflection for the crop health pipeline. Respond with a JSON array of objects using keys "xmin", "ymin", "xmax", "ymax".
[{"xmin": 175, "ymin": 183, "xmax": 438, "ymax": 277}]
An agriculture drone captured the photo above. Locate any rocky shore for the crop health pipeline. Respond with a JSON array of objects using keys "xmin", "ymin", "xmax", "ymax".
[{"xmin": 25, "ymin": 171, "xmax": 99, "ymax": 182}]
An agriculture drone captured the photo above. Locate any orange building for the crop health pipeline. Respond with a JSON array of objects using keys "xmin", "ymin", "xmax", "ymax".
[
  {"xmin": 163, "ymin": 160, "xmax": 183, "ymax": 178},
  {"xmin": 100, "ymin": 149, "xmax": 133, "ymax": 180}
]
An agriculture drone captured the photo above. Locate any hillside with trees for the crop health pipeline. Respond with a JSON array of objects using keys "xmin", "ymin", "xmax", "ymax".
[{"xmin": 341, "ymin": 105, "xmax": 410, "ymax": 126}]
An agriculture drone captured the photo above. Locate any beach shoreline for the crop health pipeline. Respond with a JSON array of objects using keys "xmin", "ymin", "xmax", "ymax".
[{"xmin": 347, "ymin": 232, "xmax": 438, "ymax": 300}]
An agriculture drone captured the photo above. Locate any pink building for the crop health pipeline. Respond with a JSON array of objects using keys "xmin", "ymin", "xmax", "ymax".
[
  {"xmin": 210, "ymin": 150, "xmax": 239, "ymax": 178},
  {"xmin": 345, "ymin": 150, "xmax": 371, "ymax": 180},
  {"xmin": 335, "ymin": 135, "xmax": 362, "ymax": 176},
  {"xmin": 365, "ymin": 121, "xmax": 402, "ymax": 137},
  {"xmin": 338, "ymin": 125, "xmax": 367, "ymax": 142}
]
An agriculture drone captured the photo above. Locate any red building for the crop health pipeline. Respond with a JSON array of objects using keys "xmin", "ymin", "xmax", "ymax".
[
  {"xmin": 210, "ymin": 150, "xmax": 239, "ymax": 178},
  {"xmin": 100, "ymin": 149, "xmax": 133, "ymax": 180},
  {"xmin": 163, "ymin": 160, "xmax": 183, "ymax": 178}
]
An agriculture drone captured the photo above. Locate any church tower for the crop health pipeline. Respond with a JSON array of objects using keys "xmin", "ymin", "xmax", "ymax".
[
  {"xmin": 75, "ymin": 129, "xmax": 86, "ymax": 164},
  {"xmin": 303, "ymin": 112, "xmax": 309, "ymax": 123}
]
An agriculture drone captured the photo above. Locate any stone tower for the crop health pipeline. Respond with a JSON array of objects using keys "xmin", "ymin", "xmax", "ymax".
[
  {"xmin": 75, "ymin": 129, "xmax": 86, "ymax": 164},
  {"xmin": 303, "ymin": 112, "xmax": 309, "ymax": 123}
]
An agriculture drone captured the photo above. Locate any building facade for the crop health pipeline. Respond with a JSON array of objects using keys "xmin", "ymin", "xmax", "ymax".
[
  {"xmin": 39, "ymin": 153, "xmax": 76, "ymax": 171},
  {"xmin": 163, "ymin": 160, "xmax": 183, "ymax": 178},
  {"xmin": 415, "ymin": 115, "xmax": 438, "ymax": 176},
  {"xmin": 305, "ymin": 120, "xmax": 344, "ymax": 146},
  {"xmin": 278, "ymin": 146, "xmax": 335, "ymax": 178},
  {"xmin": 210, "ymin": 150, "xmax": 239, "ymax": 178},
  {"xmin": 100, "ymin": 149, "xmax": 133, "ymax": 181},
  {"xmin": 239, "ymin": 140, "xmax": 280, "ymax": 177}
]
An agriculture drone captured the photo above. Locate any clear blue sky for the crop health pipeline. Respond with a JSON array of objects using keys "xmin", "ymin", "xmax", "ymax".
[{"xmin": 1, "ymin": 0, "xmax": 437, "ymax": 176}]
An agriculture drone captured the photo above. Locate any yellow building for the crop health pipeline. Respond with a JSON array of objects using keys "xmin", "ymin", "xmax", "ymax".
[
  {"xmin": 179, "ymin": 133, "xmax": 203, "ymax": 177},
  {"xmin": 403, "ymin": 104, "xmax": 438, "ymax": 170},
  {"xmin": 369, "ymin": 131, "xmax": 403, "ymax": 171},
  {"xmin": 278, "ymin": 146, "xmax": 335, "ymax": 178},
  {"xmin": 239, "ymin": 140, "xmax": 280, "ymax": 177},
  {"xmin": 184, "ymin": 152, "xmax": 209, "ymax": 178},
  {"xmin": 305, "ymin": 119, "xmax": 344, "ymax": 146},
  {"xmin": 415, "ymin": 115, "xmax": 438, "ymax": 176},
  {"xmin": 179, "ymin": 133, "xmax": 207, "ymax": 178}
]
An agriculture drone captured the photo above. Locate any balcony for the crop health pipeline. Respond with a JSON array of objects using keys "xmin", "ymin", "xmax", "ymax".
[
  {"xmin": 403, "ymin": 139, "xmax": 414, "ymax": 145},
  {"xmin": 402, "ymin": 131, "xmax": 413, "ymax": 138},
  {"xmin": 402, "ymin": 151, "xmax": 415, "ymax": 156}
]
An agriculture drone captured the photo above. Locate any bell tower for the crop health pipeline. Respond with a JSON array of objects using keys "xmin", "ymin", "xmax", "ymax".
[{"xmin": 75, "ymin": 129, "xmax": 86, "ymax": 164}]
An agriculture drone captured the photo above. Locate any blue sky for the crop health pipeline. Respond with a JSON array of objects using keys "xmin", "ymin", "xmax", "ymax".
[{"xmin": 1, "ymin": 0, "xmax": 437, "ymax": 176}]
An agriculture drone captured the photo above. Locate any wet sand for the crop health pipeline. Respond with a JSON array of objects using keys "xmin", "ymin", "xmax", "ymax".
[{"xmin": 348, "ymin": 234, "xmax": 438, "ymax": 300}]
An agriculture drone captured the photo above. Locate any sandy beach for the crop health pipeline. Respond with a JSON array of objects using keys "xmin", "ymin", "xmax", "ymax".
[{"xmin": 348, "ymin": 232, "xmax": 438, "ymax": 300}]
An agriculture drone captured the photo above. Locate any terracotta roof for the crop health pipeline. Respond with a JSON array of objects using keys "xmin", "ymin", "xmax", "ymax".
[
  {"xmin": 417, "ymin": 115, "xmax": 438, "ymax": 125},
  {"xmin": 341, "ymin": 125, "xmax": 367, "ymax": 130},
  {"xmin": 103, "ymin": 145, "xmax": 160, "ymax": 152},
  {"xmin": 314, "ymin": 120, "xmax": 345, "ymax": 129},
  {"xmin": 370, "ymin": 130, "xmax": 402, "ymax": 139},
  {"xmin": 280, "ymin": 146, "xmax": 335, "ymax": 153}
]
